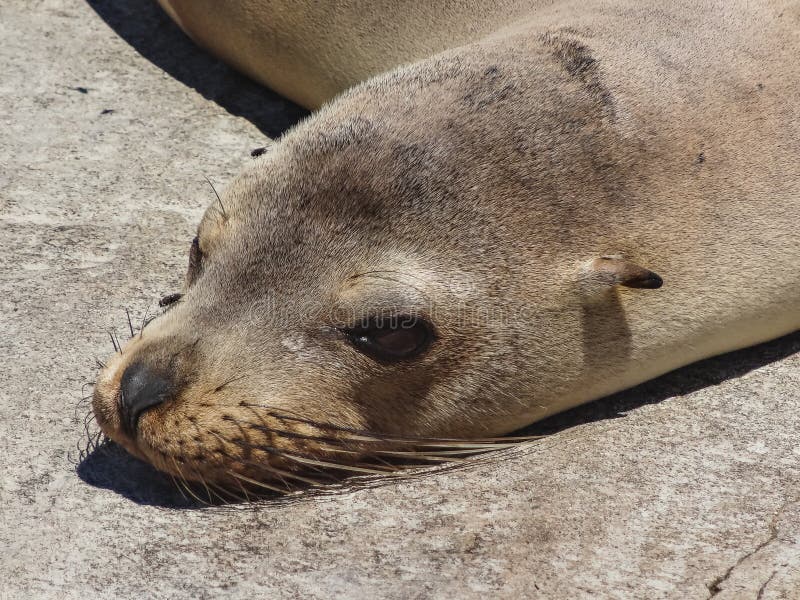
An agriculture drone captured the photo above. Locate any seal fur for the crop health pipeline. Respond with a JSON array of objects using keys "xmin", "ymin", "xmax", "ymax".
[{"xmin": 92, "ymin": 0, "xmax": 800, "ymax": 492}]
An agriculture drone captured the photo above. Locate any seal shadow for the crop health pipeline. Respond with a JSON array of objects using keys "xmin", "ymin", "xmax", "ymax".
[
  {"xmin": 76, "ymin": 439, "xmax": 205, "ymax": 508},
  {"xmin": 521, "ymin": 330, "xmax": 800, "ymax": 436},
  {"xmin": 76, "ymin": 331, "xmax": 800, "ymax": 508},
  {"xmin": 85, "ymin": 0, "xmax": 309, "ymax": 138}
]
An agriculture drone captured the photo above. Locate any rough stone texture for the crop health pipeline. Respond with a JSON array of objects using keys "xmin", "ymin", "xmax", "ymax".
[{"xmin": 1, "ymin": 1, "xmax": 798, "ymax": 598}]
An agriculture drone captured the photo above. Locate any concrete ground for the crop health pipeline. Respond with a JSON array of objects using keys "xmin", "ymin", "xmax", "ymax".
[{"xmin": 1, "ymin": 0, "xmax": 798, "ymax": 598}]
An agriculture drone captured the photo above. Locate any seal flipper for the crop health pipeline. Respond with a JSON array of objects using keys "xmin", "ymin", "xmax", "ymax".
[{"xmin": 580, "ymin": 256, "xmax": 663, "ymax": 291}]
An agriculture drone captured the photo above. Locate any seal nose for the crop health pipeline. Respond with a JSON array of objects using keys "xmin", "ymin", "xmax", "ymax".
[{"xmin": 118, "ymin": 362, "xmax": 173, "ymax": 435}]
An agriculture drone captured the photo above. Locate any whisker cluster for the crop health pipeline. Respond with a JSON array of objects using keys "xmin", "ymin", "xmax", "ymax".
[
  {"xmin": 71, "ymin": 384, "xmax": 109, "ymax": 465},
  {"xmin": 173, "ymin": 401, "xmax": 547, "ymax": 504}
]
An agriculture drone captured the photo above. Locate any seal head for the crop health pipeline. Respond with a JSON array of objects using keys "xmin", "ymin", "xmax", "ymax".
[{"xmin": 92, "ymin": 34, "xmax": 676, "ymax": 490}]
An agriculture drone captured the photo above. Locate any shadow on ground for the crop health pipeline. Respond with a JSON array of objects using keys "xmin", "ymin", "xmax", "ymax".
[
  {"xmin": 86, "ymin": 0, "xmax": 308, "ymax": 138},
  {"xmin": 76, "ymin": 440, "xmax": 204, "ymax": 508},
  {"xmin": 76, "ymin": 331, "xmax": 800, "ymax": 507}
]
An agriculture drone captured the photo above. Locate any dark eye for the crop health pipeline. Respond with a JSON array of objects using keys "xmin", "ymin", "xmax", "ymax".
[
  {"xmin": 346, "ymin": 317, "xmax": 433, "ymax": 362},
  {"xmin": 186, "ymin": 236, "xmax": 203, "ymax": 286}
]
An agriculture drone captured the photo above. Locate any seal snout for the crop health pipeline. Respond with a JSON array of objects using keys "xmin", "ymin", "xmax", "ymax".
[{"xmin": 118, "ymin": 362, "xmax": 175, "ymax": 436}]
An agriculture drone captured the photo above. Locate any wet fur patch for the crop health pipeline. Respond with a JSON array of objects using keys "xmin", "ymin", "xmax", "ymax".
[{"xmin": 539, "ymin": 31, "xmax": 616, "ymax": 120}]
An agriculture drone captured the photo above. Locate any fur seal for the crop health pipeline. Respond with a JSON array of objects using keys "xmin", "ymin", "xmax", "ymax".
[{"xmin": 92, "ymin": 0, "xmax": 799, "ymax": 494}]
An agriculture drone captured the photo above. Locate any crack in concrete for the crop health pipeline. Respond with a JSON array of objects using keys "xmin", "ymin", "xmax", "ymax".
[
  {"xmin": 755, "ymin": 570, "xmax": 778, "ymax": 600},
  {"xmin": 705, "ymin": 499, "xmax": 795, "ymax": 598}
]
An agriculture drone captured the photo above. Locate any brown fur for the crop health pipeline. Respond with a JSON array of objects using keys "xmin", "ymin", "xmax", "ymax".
[{"xmin": 93, "ymin": 0, "xmax": 800, "ymax": 491}]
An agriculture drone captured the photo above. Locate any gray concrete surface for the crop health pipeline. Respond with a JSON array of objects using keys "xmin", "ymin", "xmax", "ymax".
[{"xmin": 1, "ymin": 0, "xmax": 798, "ymax": 598}]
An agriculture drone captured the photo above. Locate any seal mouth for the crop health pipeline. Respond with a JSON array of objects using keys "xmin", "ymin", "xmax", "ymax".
[{"xmin": 92, "ymin": 368, "xmax": 538, "ymax": 502}]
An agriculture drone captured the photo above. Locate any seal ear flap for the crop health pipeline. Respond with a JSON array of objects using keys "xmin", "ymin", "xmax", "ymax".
[{"xmin": 580, "ymin": 256, "xmax": 663, "ymax": 291}]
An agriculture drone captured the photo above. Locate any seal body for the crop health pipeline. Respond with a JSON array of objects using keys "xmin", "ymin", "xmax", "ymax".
[
  {"xmin": 156, "ymin": 0, "xmax": 542, "ymax": 108},
  {"xmin": 93, "ymin": 0, "xmax": 800, "ymax": 488}
]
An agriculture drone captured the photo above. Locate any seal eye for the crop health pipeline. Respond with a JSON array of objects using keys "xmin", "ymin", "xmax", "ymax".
[
  {"xmin": 346, "ymin": 317, "xmax": 432, "ymax": 362},
  {"xmin": 186, "ymin": 236, "xmax": 203, "ymax": 286}
]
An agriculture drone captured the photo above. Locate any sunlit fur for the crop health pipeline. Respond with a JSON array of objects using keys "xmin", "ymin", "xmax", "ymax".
[{"xmin": 93, "ymin": 1, "xmax": 800, "ymax": 495}]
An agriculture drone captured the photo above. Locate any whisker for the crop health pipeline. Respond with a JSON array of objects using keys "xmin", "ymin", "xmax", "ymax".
[
  {"xmin": 207, "ymin": 431, "xmax": 331, "ymax": 487},
  {"xmin": 171, "ymin": 458, "xmax": 211, "ymax": 507},
  {"xmin": 208, "ymin": 480, "xmax": 248, "ymax": 504},
  {"xmin": 226, "ymin": 436, "xmax": 401, "ymax": 475},
  {"xmin": 225, "ymin": 406, "xmax": 545, "ymax": 481},
  {"xmin": 229, "ymin": 418, "xmax": 349, "ymax": 448},
  {"xmin": 168, "ymin": 472, "xmax": 190, "ymax": 502},
  {"xmin": 83, "ymin": 411, "xmax": 97, "ymax": 430},
  {"xmin": 108, "ymin": 331, "xmax": 119, "ymax": 353},
  {"xmin": 238, "ymin": 403, "xmax": 543, "ymax": 446},
  {"xmin": 358, "ymin": 451, "xmax": 395, "ymax": 468},
  {"xmin": 122, "ymin": 400, "xmax": 546, "ymax": 500},
  {"xmin": 370, "ymin": 450, "xmax": 467, "ymax": 462},
  {"xmin": 226, "ymin": 470, "xmax": 290, "ymax": 495},
  {"xmin": 240, "ymin": 458, "xmax": 334, "ymax": 487},
  {"xmin": 376, "ymin": 447, "xmax": 516, "ymax": 456},
  {"xmin": 220, "ymin": 410, "xmax": 344, "ymax": 479},
  {"xmin": 396, "ymin": 441, "xmax": 537, "ymax": 449},
  {"xmin": 204, "ymin": 176, "xmax": 227, "ymax": 219},
  {"xmin": 76, "ymin": 406, "xmax": 102, "ymax": 459},
  {"xmin": 231, "ymin": 477, "xmax": 253, "ymax": 503},
  {"xmin": 265, "ymin": 468, "xmax": 291, "ymax": 490},
  {"xmin": 75, "ymin": 409, "xmax": 101, "ymax": 462},
  {"xmin": 191, "ymin": 466, "xmax": 221, "ymax": 504},
  {"xmin": 179, "ymin": 479, "xmax": 205, "ymax": 505},
  {"xmin": 124, "ymin": 308, "xmax": 135, "ymax": 338},
  {"xmin": 139, "ymin": 304, "xmax": 152, "ymax": 339},
  {"xmin": 272, "ymin": 451, "xmax": 401, "ymax": 475}
]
